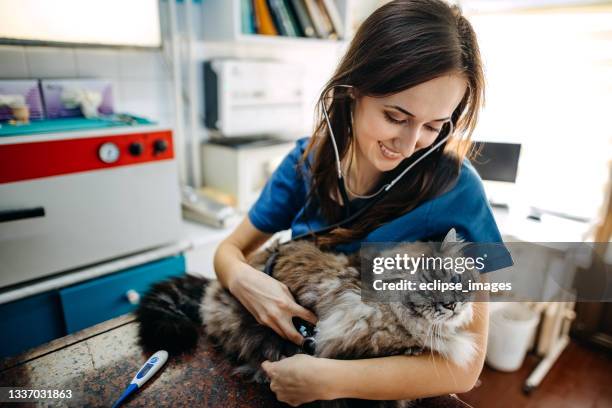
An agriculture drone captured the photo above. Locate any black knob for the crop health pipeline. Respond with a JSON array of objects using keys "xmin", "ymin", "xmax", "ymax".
[
  {"xmin": 153, "ymin": 139, "xmax": 168, "ymax": 154},
  {"xmin": 128, "ymin": 142, "xmax": 144, "ymax": 156}
]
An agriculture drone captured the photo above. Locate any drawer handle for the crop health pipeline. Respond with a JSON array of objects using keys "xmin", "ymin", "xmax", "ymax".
[
  {"xmin": 0, "ymin": 206, "xmax": 45, "ymax": 223},
  {"xmin": 125, "ymin": 289, "xmax": 141, "ymax": 305}
]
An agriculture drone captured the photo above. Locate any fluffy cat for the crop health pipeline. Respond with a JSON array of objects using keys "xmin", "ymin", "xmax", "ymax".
[{"xmin": 136, "ymin": 228, "xmax": 479, "ymax": 407}]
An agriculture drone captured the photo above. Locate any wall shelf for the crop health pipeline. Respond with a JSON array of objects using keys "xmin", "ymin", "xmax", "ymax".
[{"xmin": 201, "ymin": 0, "xmax": 353, "ymax": 45}]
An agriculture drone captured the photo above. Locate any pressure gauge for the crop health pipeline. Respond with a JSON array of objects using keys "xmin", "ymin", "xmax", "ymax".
[{"xmin": 98, "ymin": 142, "xmax": 120, "ymax": 164}]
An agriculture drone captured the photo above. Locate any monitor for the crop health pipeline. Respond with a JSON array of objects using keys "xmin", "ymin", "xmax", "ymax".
[{"xmin": 470, "ymin": 141, "xmax": 521, "ymax": 183}]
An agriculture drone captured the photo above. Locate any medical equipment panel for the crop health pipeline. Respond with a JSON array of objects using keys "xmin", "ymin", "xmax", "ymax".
[{"xmin": 0, "ymin": 126, "xmax": 182, "ymax": 288}]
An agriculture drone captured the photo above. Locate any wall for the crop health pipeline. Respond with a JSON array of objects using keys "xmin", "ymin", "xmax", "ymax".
[
  {"xmin": 0, "ymin": 45, "xmax": 175, "ymax": 126},
  {"xmin": 469, "ymin": 7, "xmax": 612, "ymax": 220}
]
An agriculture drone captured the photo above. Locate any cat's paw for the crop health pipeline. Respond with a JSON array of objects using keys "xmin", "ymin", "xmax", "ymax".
[{"xmin": 253, "ymin": 369, "xmax": 270, "ymax": 384}]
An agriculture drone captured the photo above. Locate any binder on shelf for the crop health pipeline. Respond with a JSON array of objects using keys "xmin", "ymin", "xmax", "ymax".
[
  {"xmin": 315, "ymin": 0, "xmax": 337, "ymax": 39},
  {"xmin": 288, "ymin": 0, "xmax": 316, "ymax": 38},
  {"xmin": 268, "ymin": 0, "xmax": 299, "ymax": 37},
  {"xmin": 282, "ymin": 0, "xmax": 304, "ymax": 37},
  {"xmin": 241, "ymin": 0, "xmax": 256, "ymax": 34},
  {"xmin": 253, "ymin": 0, "xmax": 278, "ymax": 35},
  {"xmin": 320, "ymin": 0, "xmax": 344, "ymax": 40},
  {"xmin": 304, "ymin": 0, "xmax": 329, "ymax": 39}
]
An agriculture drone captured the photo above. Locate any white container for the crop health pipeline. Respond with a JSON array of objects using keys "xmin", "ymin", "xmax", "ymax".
[{"xmin": 486, "ymin": 303, "xmax": 540, "ymax": 372}]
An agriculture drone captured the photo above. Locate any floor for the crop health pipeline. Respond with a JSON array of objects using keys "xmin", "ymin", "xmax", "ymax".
[{"xmin": 460, "ymin": 340, "xmax": 612, "ymax": 408}]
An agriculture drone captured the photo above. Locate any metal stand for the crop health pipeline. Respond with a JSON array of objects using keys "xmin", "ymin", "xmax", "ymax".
[{"xmin": 523, "ymin": 300, "xmax": 576, "ymax": 394}]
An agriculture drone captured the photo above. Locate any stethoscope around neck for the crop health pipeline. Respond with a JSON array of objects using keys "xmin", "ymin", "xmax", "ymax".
[{"xmin": 289, "ymin": 84, "xmax": 455, "ymax": 243}]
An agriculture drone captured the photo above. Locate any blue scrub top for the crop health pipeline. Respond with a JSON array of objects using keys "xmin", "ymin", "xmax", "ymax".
[{"xmin": 248, "ymin": 137, "xmax": 513, "ymax": 273}]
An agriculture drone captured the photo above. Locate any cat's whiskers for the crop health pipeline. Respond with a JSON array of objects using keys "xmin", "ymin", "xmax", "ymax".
[
  {"xmin": 424, "ymin": 321, "xmax": 437, "ymax": 369},
  {"xmin": 438, "ymin": 322, "xmax": 460, "ymax": 387},
  {"xmin": 467, "ymin": 304, "xmax": 487, "ymax": 356},
  {"xmin": 434, "ymin": 322, "xmax": 445, "ymax": 359},
  {"xmin": 439, "ymin": 323, "xmax": 460, "ymax": 380},
  {"xmin": 430, "ymin": 322, "xmax": 443, "ymax": 378}
]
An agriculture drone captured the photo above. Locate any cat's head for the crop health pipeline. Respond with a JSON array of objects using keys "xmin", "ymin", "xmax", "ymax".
[{"xmin": 381, "ymin": 228, "xmax": 479, "ymax": 328}]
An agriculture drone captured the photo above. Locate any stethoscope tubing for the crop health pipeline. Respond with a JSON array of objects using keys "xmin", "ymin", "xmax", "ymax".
[{"xmin": 287, "ymin": 84, "xmax": 454, "ymax": 244}]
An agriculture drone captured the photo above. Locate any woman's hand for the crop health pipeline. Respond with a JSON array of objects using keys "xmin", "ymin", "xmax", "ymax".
[
  {"xmin": 228, "ymin": 264, "xmax": 318, "ymax": 345},
  {"xmin": 261, "ymin": 354, "xmax": 330, "ymax": 406}
]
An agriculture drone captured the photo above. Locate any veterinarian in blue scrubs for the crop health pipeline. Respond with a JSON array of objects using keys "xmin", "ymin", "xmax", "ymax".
[{"xmin": 214, "ymin": 0, "xmax": 512, "ymax": 405}]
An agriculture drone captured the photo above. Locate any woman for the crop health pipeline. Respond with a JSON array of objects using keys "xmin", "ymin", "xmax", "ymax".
[{"xmin": 214, "ymin": 0, "xmax": 510, "ymax": 405}]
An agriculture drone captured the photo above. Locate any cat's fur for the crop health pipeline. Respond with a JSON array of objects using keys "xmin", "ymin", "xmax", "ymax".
[{"xmin": 136, "ymin": 228, "xmax": 479, "ymax": 407}]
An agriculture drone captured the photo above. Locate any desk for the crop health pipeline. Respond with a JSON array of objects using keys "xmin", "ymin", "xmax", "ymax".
[
  {"xmin": 0, "ymin": 315, "xmax": 471, "ymax": 408},
  {"xmin": 491, "ymin": 206, "xmax": 592, "ymax": 245}
]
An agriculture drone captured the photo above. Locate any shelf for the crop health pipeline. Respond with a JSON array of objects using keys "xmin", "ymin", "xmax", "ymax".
[
  {"xmin": 201, "ymin": 0, "xmax": 353, "ymax": 45},
  {"xmin": 236, "ymin": 33, "xmax": 348, "ymax": 47}
]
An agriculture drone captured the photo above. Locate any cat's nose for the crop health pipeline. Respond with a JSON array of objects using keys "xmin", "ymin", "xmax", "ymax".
[{"xmin": 442, "ymin": 303, "xmax": 456, "ymax": 311}]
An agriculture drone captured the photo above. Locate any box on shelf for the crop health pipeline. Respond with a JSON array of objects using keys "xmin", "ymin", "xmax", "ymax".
[
  {"xmin": 40, "ymin": 79, "xmax": 114, "ymax": 119},
  {"xmin": 0, "ymin": 79, "xmax": 45, "ymax": 121}
]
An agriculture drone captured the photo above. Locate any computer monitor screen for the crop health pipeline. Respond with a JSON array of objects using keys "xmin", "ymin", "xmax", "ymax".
[{"xmin": 470, "ymin": 142, "xmax": 521, "ymax": 183}]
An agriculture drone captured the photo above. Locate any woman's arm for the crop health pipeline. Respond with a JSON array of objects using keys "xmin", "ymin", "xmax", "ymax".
[
  {"xmin": 213, "ymin": 216, "xmax": 317, "ymax": 345},
  {"xmin": 213, "ymin": 215, "xmax": 272, "ymax": 289},
  {"xmin": 319, "ymin": 301, "xmax": 488, "ymax": 400}
]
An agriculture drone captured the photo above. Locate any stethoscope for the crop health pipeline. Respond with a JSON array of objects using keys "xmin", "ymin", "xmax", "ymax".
[
  {"xmin": 262, "ymin": 84, "xmax": 455, "ymax": 354},
  {"xmin": 289, "ymin": 84, "xmax": 455, "ymax": 242}
]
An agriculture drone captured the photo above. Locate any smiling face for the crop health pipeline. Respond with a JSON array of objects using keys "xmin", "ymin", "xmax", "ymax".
[{"xmin": 350, "ymin": 73, "xmax": 468, "ymax": 175}]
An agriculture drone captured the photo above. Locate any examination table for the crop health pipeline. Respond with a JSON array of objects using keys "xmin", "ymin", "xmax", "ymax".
[{"xmin": 0, "ymin": 314, "xmax": 471, "ymax": 407}]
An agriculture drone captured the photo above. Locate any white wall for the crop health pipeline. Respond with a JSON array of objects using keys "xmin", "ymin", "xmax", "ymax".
[{"xmin": 469, "ymin": 8, "xmax": 612, "ymax": 220}]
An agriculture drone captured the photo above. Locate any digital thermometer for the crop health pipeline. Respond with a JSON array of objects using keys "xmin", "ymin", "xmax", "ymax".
[{"xmin": 111, "ymin": 350, "xmax": 168, "ymax": 408}]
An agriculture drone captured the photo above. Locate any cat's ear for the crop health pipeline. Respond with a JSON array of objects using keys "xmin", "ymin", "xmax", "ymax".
[{"xmin": 440, "ymin": 228, "xmax": 457, "ymax": 252}]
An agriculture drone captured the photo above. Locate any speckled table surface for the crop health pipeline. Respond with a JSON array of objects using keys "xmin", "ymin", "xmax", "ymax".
[
  {"xmin": 0, "ymin": 314, "xmax": 281, "ymax": 407},
  {"xmin": 0, "ymin": 314, "xmax": 471, "ymax": 408}
]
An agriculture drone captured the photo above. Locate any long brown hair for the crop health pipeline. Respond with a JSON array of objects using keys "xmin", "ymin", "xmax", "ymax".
[{"xmin": 298, "ymin": 0, "xmax": 485, "ymax": 249}]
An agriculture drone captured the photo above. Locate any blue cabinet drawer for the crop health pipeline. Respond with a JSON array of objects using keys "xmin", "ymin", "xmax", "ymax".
[
  {"xmin": 60, "ymin": 255, "xmax": 185, "ymax": 333},
  {"xmin": 0, "ymin": 291, "xmax": 65, "ymax": 358}
]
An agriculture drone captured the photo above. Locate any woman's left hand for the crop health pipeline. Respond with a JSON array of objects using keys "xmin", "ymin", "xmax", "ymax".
[{"xmin": 261, "ymin": 354, "xmax": 330, "ymax": 406}]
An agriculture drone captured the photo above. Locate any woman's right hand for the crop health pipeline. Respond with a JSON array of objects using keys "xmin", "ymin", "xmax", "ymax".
[{"xmin": 228, "ymin": 264, "xmax": 318, "ymax": 346}]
